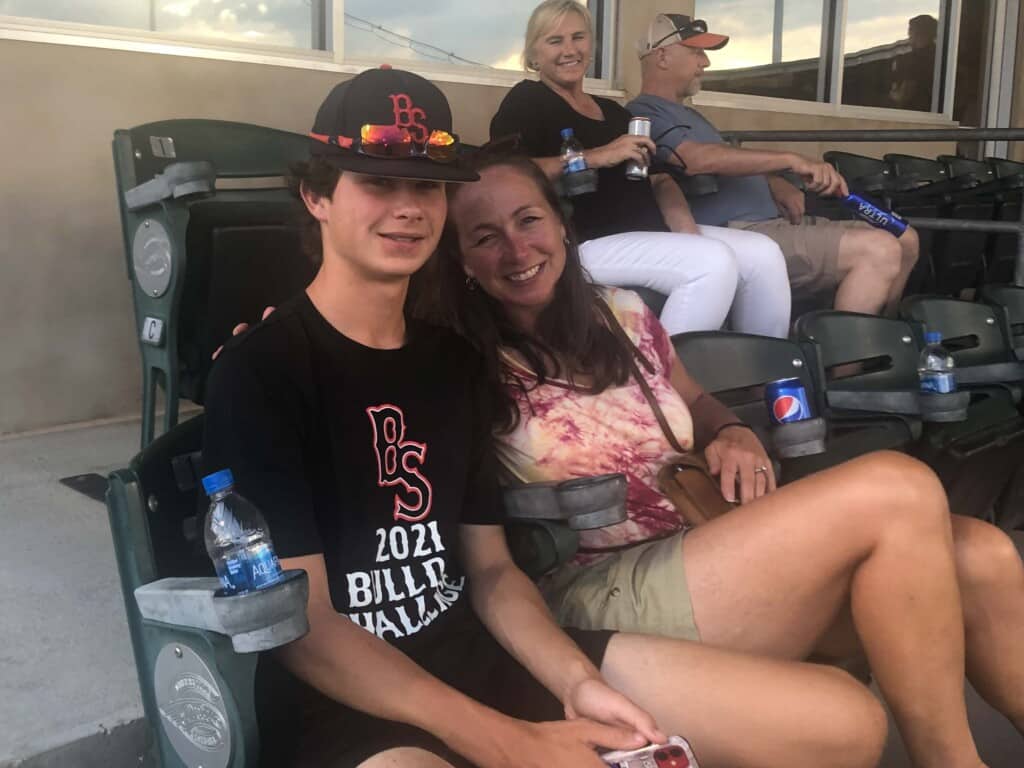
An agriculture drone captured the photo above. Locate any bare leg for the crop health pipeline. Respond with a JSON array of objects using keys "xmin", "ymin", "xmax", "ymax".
[
  {"xmin": 814, "ymin": 517, "xmax": 1024, "ymax": 736},
  {"xmin": 952, "ymin": 517, "xmax": 1024, "ymax": 733},
  {"xmin": 357, "ymin": 748, "xmax": 455, "ymax": 768},
  {"xmin": 884, "ymin": 226, "xmax": 920, "ymax": 316},
  {"xmin": 682, "ymin": 451, "xmax": 982, "ymax": 767},
  {"xmin": 833, "ymin": 228, "xmax": 903, "ymax": 315},
  {"xmin": 602, "ymin": 633, "xmax": 887, "ymax": 768}
]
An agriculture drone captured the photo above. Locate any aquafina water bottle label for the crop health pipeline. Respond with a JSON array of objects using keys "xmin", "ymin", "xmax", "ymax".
[
  {"xmin": 920, "ymin": 371, "xmax": 956, "ymax": 394},
  {"xmin": 245, "ymin": 541, "xmax": 283, "ymax": 589},
  {"xmin": 216, "ymin": 552, "xmax": 251, "ymax": 593},
  {"xmin": 564, "ymin": 154, "xmax": 587, "ymax": 174}
]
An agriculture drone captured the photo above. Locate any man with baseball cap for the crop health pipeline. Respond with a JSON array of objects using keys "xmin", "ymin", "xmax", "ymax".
[
  {"xmin": 201, "ymin": 66, "xmax": 666, "ymax": 768},
  {"xmin": 629, "ymin": 14, "xmax": 920, "ymax": 316}
]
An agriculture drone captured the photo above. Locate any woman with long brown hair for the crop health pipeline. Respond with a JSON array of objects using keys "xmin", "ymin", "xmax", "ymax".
[{"xmin": 434, "ymin": 148, "xmax": 1024, "ymax": 768}]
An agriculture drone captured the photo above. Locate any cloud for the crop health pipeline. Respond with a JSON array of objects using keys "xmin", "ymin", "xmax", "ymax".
[{"xmin": 161, "ymin": 0, "xmax": 201, "ymax": 19}]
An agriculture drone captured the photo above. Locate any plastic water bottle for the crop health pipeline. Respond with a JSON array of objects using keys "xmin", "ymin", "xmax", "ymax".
[
  {"xmin": 918, "ymin": 331, "xmax": 957, "ymax": 394},
  {"xmin": 560, "ymin": 128, "xmax": 588, "ymax": 174},
  {"xmin": 840, "ymin": 193, "xmax": 908, "ymax": 237},
  {"xmin": 202, "ymin": 469, "xmax": 283, "ymax": 594}
]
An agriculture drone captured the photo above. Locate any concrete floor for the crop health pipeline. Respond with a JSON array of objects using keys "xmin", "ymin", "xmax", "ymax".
[
  {"xmin": 0, "ymin": 418, "xmax": 1021, "ymax": 766},
  {"xmin": 0, "ymin": 420, "xmax": 144, "ymax": 766}
]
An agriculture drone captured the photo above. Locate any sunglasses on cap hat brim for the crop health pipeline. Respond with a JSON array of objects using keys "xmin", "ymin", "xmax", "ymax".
[
  {"xmin": 645, "ymin": 17, "xmax": 729, "ymax": 54},
  {"xmin": 310, "ymin": 123, "xmax": 479, "ymax": 182}
]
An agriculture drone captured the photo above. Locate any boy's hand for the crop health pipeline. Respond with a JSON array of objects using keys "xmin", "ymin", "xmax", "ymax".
[
  {"xmin": 564, "ymin": 677, "xmax": 665, "ymax": 746},
  {"xmin": 484, "ymin": 718, "xmax": 647, "ymax": 768},
  {"xmin": 211, "ymin": 306, "xmax": 276, "ymax": 359}
]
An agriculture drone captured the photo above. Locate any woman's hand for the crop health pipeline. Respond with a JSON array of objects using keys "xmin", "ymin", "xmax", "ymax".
[
  {"xmin": 704, "ymin": 425, "xmax": 775, "ymax": 504},
  {"xmin": 587, "ymin": 134, "xmax": 657, "ymax": 170},
  {"xmin": 211, "ymin": 306, "xmax": 276, "ymax": 359}
]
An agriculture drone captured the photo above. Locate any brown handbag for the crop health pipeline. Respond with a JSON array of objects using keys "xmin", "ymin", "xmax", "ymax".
[{"xmin": 597, "ymin": 298, "xmax": 736, "ymax": 527}]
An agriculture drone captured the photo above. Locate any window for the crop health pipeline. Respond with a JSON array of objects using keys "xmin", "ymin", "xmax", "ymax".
[
  {"xmin": 692, "ymin": 0, "xmax": 1000, "ymax": 120},
  {"xmin": 0, "ymin": 0, "xmax": 614, "ymax": 80},
  {"xmin": 0, "ymin": 1, "xmax": 324, "ymax": 50},
  {"xmin": 841, "ymin": 1, "xmax": 941, "ymax": 112},
  {"xmin": 697, "ymin": 0, "xmax": 826, "ymax": 102},
  {"xmin": 341, "ymin": 1, "xmax": 586, "ymax": 72}
]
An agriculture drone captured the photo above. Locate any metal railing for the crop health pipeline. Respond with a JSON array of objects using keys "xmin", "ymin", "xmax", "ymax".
[{"xmin": 719, "ymin": 128, "xmax": 1024, "ymax": 285}]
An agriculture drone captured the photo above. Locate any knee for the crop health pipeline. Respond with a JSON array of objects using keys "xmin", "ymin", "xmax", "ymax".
[
  {"xmin": 689, "ymin": 241, "xmax": 739, "ymax": 290},
  {"xmin": 899, "ymin": 226, "xmax": 920, "ymax": 263},
  {"xmin": 814, "ymin": 668, "xmax": 888, "ymax": 768},
  {"xmin": 859, "ymin": 232, "xmax": 903, "ymax": 279},
  {"xmin": 850, "ymin": 451, "xmax": 949, "ymax": 529},
  {"xmin": 357, "ymin": 748, "xmax": 456, "ymax": 768},
  {"xmin": 954, "ymin": 517, "xmax": 1024, "ymax": 592}
]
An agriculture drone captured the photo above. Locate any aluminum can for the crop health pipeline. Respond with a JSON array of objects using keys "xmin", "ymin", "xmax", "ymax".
[
  {"xmin": 841, "ymin": 193, "xmax": 908, "ymax": 237},
  {"xmin": 765, "ymin": 377, "xmax": 813, "ymax": 424},
  {"xmin": 625, "ymin": 117, "xmax": 651, "ymax": 180}
]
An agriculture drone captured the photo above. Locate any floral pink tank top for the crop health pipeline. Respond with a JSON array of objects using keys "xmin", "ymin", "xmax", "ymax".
[{"xmin": 496, "ymin": 288, "xmax": 695, "ymax": 560}]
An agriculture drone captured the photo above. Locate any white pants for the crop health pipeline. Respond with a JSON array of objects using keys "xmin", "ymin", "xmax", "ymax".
[{"xmin": 578, "ymin": 226, "xmax": 792, "ymax": 338}]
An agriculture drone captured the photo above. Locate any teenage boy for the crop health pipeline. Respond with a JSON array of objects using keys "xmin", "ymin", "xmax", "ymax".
[
  {"xmin": 628, "ymin": 14, "xmax": 920, "ymax": 316},
  {"xmin": 202, "ymin": 66, "xmax": 666, "ymax": 768}
]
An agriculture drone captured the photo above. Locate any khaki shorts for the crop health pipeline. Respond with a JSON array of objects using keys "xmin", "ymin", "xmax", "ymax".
[
  {"xmin": 730, "ymin": 217, "xmax": 869, "ymax": 299},
  {"xmin": 540, "ymin": 530, "xmax": 700, "ymax": 642}
]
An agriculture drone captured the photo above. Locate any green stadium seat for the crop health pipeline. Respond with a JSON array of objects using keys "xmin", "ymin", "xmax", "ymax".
[{"xmin": 112, "ymin": 120, "xmax": 316, "ymax": 447}]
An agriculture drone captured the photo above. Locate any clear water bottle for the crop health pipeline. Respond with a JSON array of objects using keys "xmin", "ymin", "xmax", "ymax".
[
  {"xmin": 560, "ymin": 128, "xmax": 588, "ymax": 174},
  {"xmin": 202, "ymin": 469, "xmax": 283, "ymax": 595},
  {"xmin": 918, "ymin": 331, "xmax": 957, "ymax": 394}
]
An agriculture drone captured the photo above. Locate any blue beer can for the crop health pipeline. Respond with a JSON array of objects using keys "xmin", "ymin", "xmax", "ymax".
[
  {"xmin": 765, "ymin": 378, "xmax": 813, "ymax": 424},
  {"xmin": 840, "ymin": 193, "xmax": 908, "ymax": 237}
]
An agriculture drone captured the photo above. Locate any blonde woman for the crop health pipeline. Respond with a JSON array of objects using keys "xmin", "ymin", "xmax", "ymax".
[{"xmin": 490, "ymin": 0, "xmax": 792, "ymax": 338}]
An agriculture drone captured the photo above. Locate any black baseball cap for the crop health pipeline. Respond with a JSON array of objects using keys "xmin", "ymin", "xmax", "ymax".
[
  {"xmin": 638, "ymin": 14, "xmax": 729, "ymax": 57},
  {"xmin": 309, "ymin": 66, "xmax": 478, "ymax": 183}
]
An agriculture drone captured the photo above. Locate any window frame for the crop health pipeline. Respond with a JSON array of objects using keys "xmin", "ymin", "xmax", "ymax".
[
  {"xmin": 0, "ymin": 0, "xmax": 623, "ymax": 95},
  {"xmin": 693, "ymin": 0, "xmax": 975, "ymax": 124}
]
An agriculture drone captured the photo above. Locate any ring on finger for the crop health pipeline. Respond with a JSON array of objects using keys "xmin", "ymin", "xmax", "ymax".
[{"xmin": 754, "ymin": 465, "xmax": 769, "ymax": 474}]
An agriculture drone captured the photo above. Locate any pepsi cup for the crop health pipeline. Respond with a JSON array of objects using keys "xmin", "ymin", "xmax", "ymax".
[{"xmin": 765, "ymin": 378, "xmax": 813, "ymax": 424}]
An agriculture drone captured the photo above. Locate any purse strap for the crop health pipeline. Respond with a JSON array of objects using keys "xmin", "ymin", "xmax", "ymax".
[{"xmin": 595, "ymin": 297, "xmax": 688, "ymax": 455}]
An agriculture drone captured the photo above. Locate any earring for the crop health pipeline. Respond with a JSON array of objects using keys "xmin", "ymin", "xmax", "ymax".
[
  {"xmin": 465, "ymin": 275, "xmax": 479, "ymax": 291},
  {"xmin": 563, "ymin": 236, "xmax": 571, "ymax": 245}
]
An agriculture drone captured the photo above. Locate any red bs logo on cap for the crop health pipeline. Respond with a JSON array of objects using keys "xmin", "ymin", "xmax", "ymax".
[{"xmin": 389, "ymin": 94, "xmax": 429, "ymax": 143}]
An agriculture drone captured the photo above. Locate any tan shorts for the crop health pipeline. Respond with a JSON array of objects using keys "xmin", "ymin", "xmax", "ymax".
[
  {"xmin": 730, "ymin": 217, "xmax": 869, "ymax": 298},
  {"xmin": 539, "ymin": 530, "xmax": 700, "ymax": 642}
]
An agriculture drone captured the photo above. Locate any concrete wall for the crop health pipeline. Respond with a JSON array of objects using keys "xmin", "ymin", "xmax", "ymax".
[{"xmin": 0, "ymin": 2, "xmax": 964, "ymax": 434}]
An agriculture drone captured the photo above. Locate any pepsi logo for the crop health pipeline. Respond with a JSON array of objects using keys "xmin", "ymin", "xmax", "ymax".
[{"xmin": 772, "ymin": 395, "xmax": 805, "ymax": 422}]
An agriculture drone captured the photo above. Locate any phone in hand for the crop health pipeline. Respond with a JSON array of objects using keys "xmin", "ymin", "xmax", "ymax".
[{"xmin": 601, "ymin": 736, "xmax": 699, "ymax": 768}]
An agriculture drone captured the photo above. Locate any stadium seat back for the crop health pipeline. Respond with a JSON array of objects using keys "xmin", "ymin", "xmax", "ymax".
[
  {"xmin": 113, "ymin": 119, "xmax": 315, "ymax": 446},
  {"xmin": 979, "ymin": 284, "xmax": 1024, "ymax": 358},
  {"xmin": 795, "ymin": 311, "xmax": 921, "ymax": 391},
  {"xmin": 900, "ymin": 296, "xmax": 1015, "ymax": 367}
]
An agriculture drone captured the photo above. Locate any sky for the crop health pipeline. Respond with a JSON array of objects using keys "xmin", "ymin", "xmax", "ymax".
[
  {"xmin": 0, "ymin": 0, "xmax": 555, "ymax": 67},
  {"xmin": 1, "ymin": 0, "xmax": 941, "ymax": 70},
  {"xmin": 696, "ymin": 0, "xmax": 941, "ymax": 70}
]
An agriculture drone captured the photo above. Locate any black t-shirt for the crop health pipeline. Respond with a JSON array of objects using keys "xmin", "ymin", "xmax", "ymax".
[
  {"xmin": 490, "ymin": 79, "xmax": 669, "ymax": 242},
  {"xmin": 202, "ymin": 293, "xmax": 502, "ymax": 664}
]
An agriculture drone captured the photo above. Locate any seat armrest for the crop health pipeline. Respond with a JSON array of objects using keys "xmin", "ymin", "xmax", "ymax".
[
  {"xmin": 503, "ymin": 474, "xmax": 627, "ymax": 530},
  {"xmin": 772, "ymin": 417, "xmax": 827, "ymax": 458},
  {"xmin": 135, "ymin": 569, "xmax": 309, "ymax": 653},
  {"xmin": 955, "ymin": 362, "xmax": 1024, "ymax": 386},
  {"xmin": 826, "ymin": 389, "xmax": 922, "ymax": 415},
  {"xmin": 124, "ymin": 160, "xmax": 216, "ymax": 211}
]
